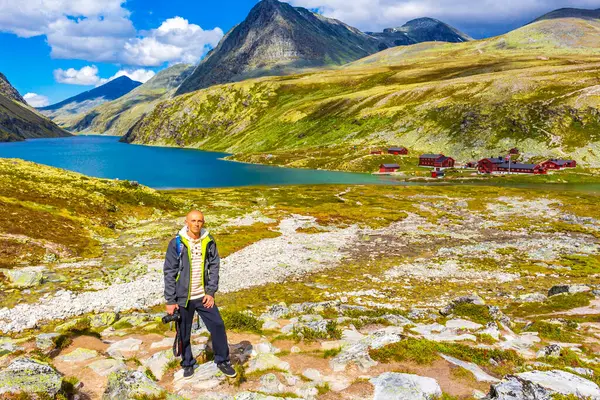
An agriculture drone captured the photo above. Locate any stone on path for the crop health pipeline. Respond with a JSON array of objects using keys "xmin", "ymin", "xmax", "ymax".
[
  {"xmin": 370, "ymin": 372, "xmax": 442, "ymax": 400},
  {"xmin": 247, "ymin": 353, "xmax": 290, "ymax": 373},
  {"xmin": 35, "ymin": 333, "xmax": 60, "ymax": 352},
  {"xmin": 150, "ymin": 337, "xmax": 174, "ymax": 349},
  {"xmin": 0, "ymin": 357, "xmax": 63, "ymax": 397},
  {"xmin": 536, "ymin": 344, "xmax": 561, "ymax": 359},
  {"xmin": 234, "ymin": 393, "xmax": 298, "ymax": 400},
  {"xmin": 58, "ymin": 347, "xmax": 98, "ymax": 362},
  {"xmin": 143, "ymin": 349, "xmax": 174, "ymax": 380},
  {"xmin": 103, "ymin": 369, "xmax": 164, "ymax": 399},
  {"xmin": 107, "ymin": 338, "xmax": 143, "ymax": 358},
  {"xmin": 88, "ymin": 358, "xmax": 126, "ymax": 377},
  {"xmin": 90, "ymin": 312, "xmax": 118, "ymax": 328},
  {"xmin": 330, "ymin": 342, "xmax": 377, "ymax": 372},
  {"xmin": 174, "ymin": 361, "xmax": 225, "ymax": 391},
  {"xmin": 440, "ymin": 354, "xmax": 500, "ymax": 382},
  {"xmin": 259, "ymin": 373, "xmax": 286, "ymax": 394}
]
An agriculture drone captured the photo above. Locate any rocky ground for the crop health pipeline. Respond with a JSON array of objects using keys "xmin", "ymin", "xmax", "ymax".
[{"xmin": 1, "ymin": 183, "xmax": 600, "ymax": 399}]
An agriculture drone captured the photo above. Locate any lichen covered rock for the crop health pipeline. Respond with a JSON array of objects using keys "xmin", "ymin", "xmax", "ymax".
[
  {"xmin": 370, "ymin": 372, "xmax": 442, "ymax": 400},
  {"xmin": 0, "ymin": 357, "xmax": 63, "ymax": 397},
  {"xmin": 103, "ymin": 369, "xmax": 164, "ymax": 399}
]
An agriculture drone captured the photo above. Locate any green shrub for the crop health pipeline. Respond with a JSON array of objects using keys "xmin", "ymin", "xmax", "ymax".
[{"xmin": 222, "ymin": 311, "xmax": 262, "ymax": 333}]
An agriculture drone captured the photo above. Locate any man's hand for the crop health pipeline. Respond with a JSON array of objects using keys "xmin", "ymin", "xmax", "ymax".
[
  {"xmin": 202, "ymin": 295, "xmax": 215, "ymax": 309},
  {"xmin": 166, "ymin": 304, "xmax": 179, "ymax": 315}
]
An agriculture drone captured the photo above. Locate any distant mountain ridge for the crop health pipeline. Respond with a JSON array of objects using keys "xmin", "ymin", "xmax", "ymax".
[
  {"xmin": 368, "ymin": 18, "xmax": 472, "ymax": 49},
  {"xmin": 0, "ymin": 72, "xmax": 70, "ymax": 142},
  {"xmin": 70, "ymin": 64, "xmax": 194, "ymax": 135},
  {"xmin": 40, "ymin": 76, "xmax": 141, "ymax": 112},
  {"xmin": 532, "ymin": 7, "xmax": 600, "ymax": 23},
  {"xmin": 39, "ymin": 76, "xmax": 142, "ymax": 128},
  {"xmin": 176, "ymin": 0, "xmax": 470, "ymax": 95}
]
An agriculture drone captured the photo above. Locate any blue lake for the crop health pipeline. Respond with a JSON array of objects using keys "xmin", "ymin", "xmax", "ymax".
[{"xmin": 0, "ymin": 136, "xmax": 398, "ymax": 189}]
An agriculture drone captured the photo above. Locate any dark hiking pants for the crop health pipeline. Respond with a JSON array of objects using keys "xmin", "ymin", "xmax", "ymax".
[{"xmin": 178, "ymin": 297, "xmax": 230, "ymax": 366}]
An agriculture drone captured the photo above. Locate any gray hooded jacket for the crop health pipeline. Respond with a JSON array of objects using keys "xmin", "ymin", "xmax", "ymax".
[{"xmin": 163, "ymin": 227, "xmax": 221, "ymax": 307}]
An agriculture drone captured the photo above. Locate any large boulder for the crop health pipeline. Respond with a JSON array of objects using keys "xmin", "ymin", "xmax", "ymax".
[
  {"xmin": 90, "ymin": 312, "xmax": 118, "ymax": 328},
  {"xmin": 370, "ymin": 372, "xmax": 442, "ymax": 400},
  {"xmin": 103, "ymin": 369, "xmax": 164, "ymax": 399},
  {"xmin": 0, "ymin": 357, "xmax": 63, "ymax": 397},
  {"xmin": 0, "ymin": 267, "xmax": 44, "ymax": 288},
  {"xmin": 486, "ymin": 370, "xmax": 600, "ymax": 399},
  {"xmin": 548, "ymin": 284, "xmax": 591, "ymax": 297},
  {"xmin": 440, "ymin": 294, "xmax": 485, "ymax": 316}
]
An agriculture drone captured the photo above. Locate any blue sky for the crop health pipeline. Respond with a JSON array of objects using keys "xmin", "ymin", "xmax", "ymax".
[{"xmin": 0, "ymin": 0, "xmax": 597, "ymax": 106}]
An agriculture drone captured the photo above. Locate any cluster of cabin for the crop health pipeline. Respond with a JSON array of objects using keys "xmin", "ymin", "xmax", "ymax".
[
  {"xmin": 373, "ymin": 145, "xmax": 577, "ymax": 177},
  {"xmin": 476, "ymin": 156, "xmax": 576, "ymax": 175}
]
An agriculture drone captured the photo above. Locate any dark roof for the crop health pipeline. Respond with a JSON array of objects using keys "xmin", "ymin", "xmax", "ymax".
[
  {"xmin": 546, "ymin": 159, "xmax": 574, "ymax": 166},
  {"xmin": 420, "ymin": 153, "xmax": 444, "ymax": 159},
  {"xmin": 381, "ymin": 164, "xmax": 400, "ymax": 168},
  {"xmin": 480, "ymin": 157, "xmax": 505, "ymax": 164},
  {"xmin": 497, "ymin": 163, "xmax": 540, "ymax": 170},
  {"xmin": 436, "ymin": 156, "xmax": 451, "ymax": 163}
]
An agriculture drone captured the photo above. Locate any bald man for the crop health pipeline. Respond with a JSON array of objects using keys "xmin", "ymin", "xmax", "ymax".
[{"xmin": 163, "ymin": 210, "xmax": 236, "ymax": 378}]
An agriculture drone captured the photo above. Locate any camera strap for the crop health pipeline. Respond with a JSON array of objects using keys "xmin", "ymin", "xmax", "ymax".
[{"xmin": 173, "ymin": 319, "xmax": 182, "ymax": 357}]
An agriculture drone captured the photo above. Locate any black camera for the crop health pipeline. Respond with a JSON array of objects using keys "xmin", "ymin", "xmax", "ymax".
[{"xmin": 162, "ymin": 309, "xmax": 181, "ymax": 324}]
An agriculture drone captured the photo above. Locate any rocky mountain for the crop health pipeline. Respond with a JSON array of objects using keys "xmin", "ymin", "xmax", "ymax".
[
  {"xmin": 368, "ymin": 18, "xmax": 472, "ymax": 48},
  {"xmin": 0, "ymin": 73, "xmax": 26, "ymax": 105},
  {"xmin": 39, "ymin": 76, "xmax": 142, "ymax": 127},
  {"xmin": 532, "ymin": 7, "xmax": 600, "ymax": 23},
  {"xmin": 175, "ymin": 0, "xmax": 382, "ymax": 95},
  {"xmin": 69, "ymin": 64, "xmax": 193, "ymax": 135},
  {"xmin": 0, "ymin": 73, "xmax": 70, "ymax": 142},
  {"xmin": 123, "ymin": 16, "xmax": 600, "ymax": 170}
]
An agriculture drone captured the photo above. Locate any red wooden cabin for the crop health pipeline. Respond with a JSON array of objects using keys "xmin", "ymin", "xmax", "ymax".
[
  {"xmin": 370, "ymin": 149, "xmax": 383, "ymax": 155},
  {"xmin": 541, "ymin": 159, "xmax": 577, "ymax": 170},
  {"xmin": 379, "ymin": 163, "xmax": 400, "ymax": 173},
  {"xmin": 419, "ymin": 154, "xmax": 455, "ymax": 168},
  {"xmin": 388, "ymin": 147, "xmax": 409, "ymax": 155}
]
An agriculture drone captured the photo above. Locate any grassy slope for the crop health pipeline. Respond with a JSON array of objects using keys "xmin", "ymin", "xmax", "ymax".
[
  {"xmin": 0, "ymin": 95, "xmax": 71, "ymax": 142},
  {"xmin": 68, "ymin": 64, "xmax": 194, "ymax": 136},
  {"xmin": 0, "ymin": 159, "xmax": 180, "ymax": 267},
  {"xmin": 124, "ymin": 18, "xmax": 600, "ymax": 171}
]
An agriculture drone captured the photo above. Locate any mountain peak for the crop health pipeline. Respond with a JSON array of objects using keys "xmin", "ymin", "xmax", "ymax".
[
  {"xmin": 40, "ymin": 76, "xmax": 141, "ymax": 112},
  {"xmin": 0, "ymin": 72, "xmax": 26, "ymax": 105}
]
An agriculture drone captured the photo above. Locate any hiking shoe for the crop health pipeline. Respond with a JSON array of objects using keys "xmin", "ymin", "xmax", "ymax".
[
  {"xmin": 183, "ymin": 366, "xmax": 194, "ymax": 378},
  {"xmin": 217, "ymin": 361, "xmax": 237, "ymax": 378}
]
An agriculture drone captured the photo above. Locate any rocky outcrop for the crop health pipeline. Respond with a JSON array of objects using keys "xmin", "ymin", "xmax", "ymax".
[
  {"xmin": 0, "ymin": 72, "xmax": 26, "ymax": 104},
  {"xmin": 0, "ymin": 357, "xmax": 63, "ymax": 397},
  {"xmin": 486, "ymin": 370, "xmax": 600, "ymax": 399},
  {"xmin": 103, "ymin": 369, "xmax": 164, "ymax": 399}
]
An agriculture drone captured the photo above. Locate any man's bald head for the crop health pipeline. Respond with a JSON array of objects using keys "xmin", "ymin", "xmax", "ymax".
[{"xmin": 185, "ymin": 210, "xmax": 205, "ymax": 238}]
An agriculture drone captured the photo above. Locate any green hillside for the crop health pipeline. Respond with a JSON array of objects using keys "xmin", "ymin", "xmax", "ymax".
[
  {"xmin": 123, "ymin": 18, "xmax": 600, "ymax": 171},
  {"xmin": 69, "ymin": 64, "xmax": 193, "ymax": 135}
]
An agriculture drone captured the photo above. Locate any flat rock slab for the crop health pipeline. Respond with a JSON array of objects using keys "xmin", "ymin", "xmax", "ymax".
[
  {"xmin": 143, "ymin": 350, "xmax": 174, "ymax": 380},
  {"xmin": 247, "ymin": 353, "xmax": 290, "ymax": 374},
  {"xmin": 370, "ymin": 372, "xmax": 442, "ymax": 400},
  {"xmin": 87, "ymin": 358, "xmax": 127, "ymax": 377},
  {"xmin": 107, "ymin": 338, "xmax": 143, "ymax": 358},
  {"xmin": 445, "ymin": 319, "xmax": 483, "ymax": 330},
  {"xmin": 440, "ymin": 354, "xmax": 499, "ymax": 383},
  {"xmin": 149, "ymin": 337, "xmax": 173, "ymax": 349},
  {"xmin": 35, "ymin": 333, "xmax": 60, "ymax": 352},
  {"xmin": 58, "ymin": 348, "xmax": 98, "ymax": 362},
  {"xmin": 517, "ymin": 370, "xmax": 600, "ymax": 398},
  {"xmin": 104, "ymin": 369, "xmax": 164, "ymax": 399}
]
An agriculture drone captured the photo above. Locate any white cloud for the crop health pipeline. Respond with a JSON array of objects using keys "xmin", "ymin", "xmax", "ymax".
[
  {"xmin": 23, "ymin": 93, "xmax": 50, "ymax": 107},
  {"xmin": 122, "ymin": 17, "xmax": 224, "ymax": 66},
  {"xmin": 289, "ymin": 0, "xmax": 600, "ymax": 32},
  {"xmin": 53, "ymin": 65, "xmax": 156, "ymax": 86},
  {"xmin": 0, "ymin": 1, "xmax": 223, "ymax": 67},
  {"xmin": 98, "ymin": 69, "xmax": 156, "ymax": 85},
  {"xmin": 54, "ymin": 65, "xmax": 102, "ymax": 85}
]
